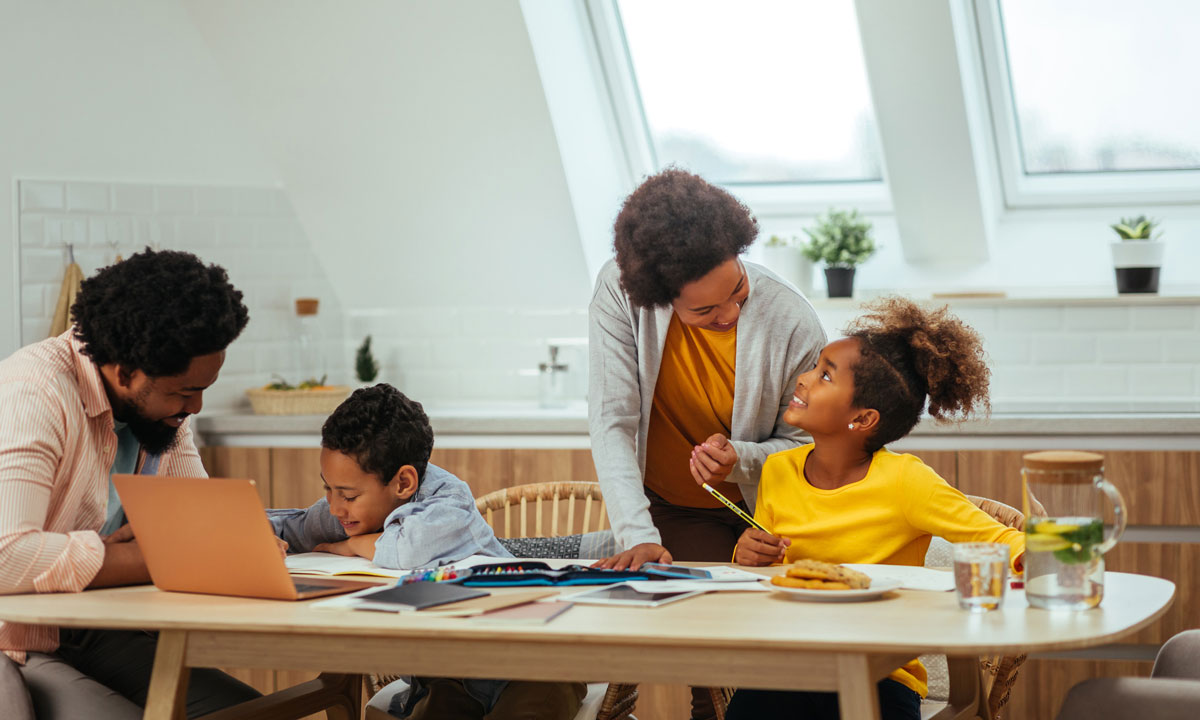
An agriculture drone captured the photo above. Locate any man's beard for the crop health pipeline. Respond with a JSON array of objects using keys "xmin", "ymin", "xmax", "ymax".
[{"xmin": 112, "ymin": 394, "xmax": 182, "ymax": 456}]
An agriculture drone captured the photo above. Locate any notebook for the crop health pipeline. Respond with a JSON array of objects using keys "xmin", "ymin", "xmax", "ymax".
[
  {"xmin": 114, "ymin": 475, "xmax": 379, "ymax": 601},
  {"xmin": 351, "ymin": 582, "xmax": 489, "ymax": 612},
  {"xmin": 470, "ymin": 601, "xmax": 574, "ymax": 625}
]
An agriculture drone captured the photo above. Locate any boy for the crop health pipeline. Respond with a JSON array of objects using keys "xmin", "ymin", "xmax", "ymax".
[{"xmin": 267, "ymin": 384, "xmax": 584, "ymax": 720}]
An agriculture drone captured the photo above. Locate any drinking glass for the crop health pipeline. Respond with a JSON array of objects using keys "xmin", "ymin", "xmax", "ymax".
[{"xmin": 953, "ymin": 542, "xmax": 1010, "ymax": 612}]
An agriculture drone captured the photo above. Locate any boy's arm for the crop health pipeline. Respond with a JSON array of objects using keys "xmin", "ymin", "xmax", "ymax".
[
  {"xmin": 371, "ymin": 491, "xmax": 490, "ymax": 570},
  {"xmin": 266, "ymin": 498, "xmax": 347, "ymax": 554}
]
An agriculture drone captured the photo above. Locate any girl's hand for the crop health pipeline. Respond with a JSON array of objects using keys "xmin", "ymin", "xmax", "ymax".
[
  {"xmin": 734, "ymin": 528, "xmax": 790, "ymax": 566},
  {"xmin": 690, "ymin": 434, "xmax": 738, "ymax": 485}
]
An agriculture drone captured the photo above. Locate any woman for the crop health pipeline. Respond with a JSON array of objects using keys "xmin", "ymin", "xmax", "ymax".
[{"xmin": 590, "ymin": 168, "xmax": 826, "ymax": 571}]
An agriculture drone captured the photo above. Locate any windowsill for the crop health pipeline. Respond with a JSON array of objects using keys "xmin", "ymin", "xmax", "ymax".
[{"xmin": 808, "ymin": 289, "xmax": 1200, "ymax": 309}]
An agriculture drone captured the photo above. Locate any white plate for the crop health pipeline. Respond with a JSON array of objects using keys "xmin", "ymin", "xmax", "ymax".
[{"xmin": 759, "ymin": 577, "xmax": 903, "ymax": 602}]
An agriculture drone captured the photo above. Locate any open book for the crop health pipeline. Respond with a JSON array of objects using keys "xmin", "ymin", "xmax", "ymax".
[{"xmin": 285, "ymin": 552, "xmax": 408, "ymax": 579}]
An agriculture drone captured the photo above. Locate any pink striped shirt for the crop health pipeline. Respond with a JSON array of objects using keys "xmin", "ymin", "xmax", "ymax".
[{"xmin": 0, "ymin": 331, "xmax": 206, "ymax": 661}]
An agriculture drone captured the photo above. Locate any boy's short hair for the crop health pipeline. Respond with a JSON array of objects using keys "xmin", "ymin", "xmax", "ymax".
[{"xmin": 321, "ymin": 384, "xmax": 433, "ymax": 484}]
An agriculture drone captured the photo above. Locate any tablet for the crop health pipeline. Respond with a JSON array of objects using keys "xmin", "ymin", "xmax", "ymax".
[{"xmin": 560, "ymin": 583, "xmax": 703, "ymax": 607}]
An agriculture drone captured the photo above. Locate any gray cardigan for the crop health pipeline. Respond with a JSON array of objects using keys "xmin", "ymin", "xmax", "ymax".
[{"xmin": 588, "ymin": 258, "xmax": 826, "ymax": 550}]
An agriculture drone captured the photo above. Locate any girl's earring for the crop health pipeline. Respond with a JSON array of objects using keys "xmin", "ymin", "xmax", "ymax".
[{"xmin": 848, "ymin": 423, "xmax": 854, "ymax": 430}]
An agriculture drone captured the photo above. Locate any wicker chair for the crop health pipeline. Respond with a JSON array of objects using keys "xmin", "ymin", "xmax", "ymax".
[
  {"xmin": 365, "ymin": 481, "xmax": 636, "ymax": 720},
  {"xmin": 708, "ymin": 494, "xmax": 1032, "ymax": 720}
]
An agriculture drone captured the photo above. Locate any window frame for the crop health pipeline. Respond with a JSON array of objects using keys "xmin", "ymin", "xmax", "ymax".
[
  {"xmin": 974, "ymin": 0, "xmax": 1200, "ymax": 209},
  {"xmin": 584, "ymin": 0, "xmax": 892, "ymax": 216}
]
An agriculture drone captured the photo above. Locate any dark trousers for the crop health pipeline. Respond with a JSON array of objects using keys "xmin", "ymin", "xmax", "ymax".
[
  {"xmin": 647, "ymin": 488, "xmax": 749, "ymax": 720},
  {"xmin": 726, "ymin": 679, "xmax": 922, "ymax": 720},
  {"xmin": 17, "ymin": 628, "xmax": 260, "ymax": 720}
]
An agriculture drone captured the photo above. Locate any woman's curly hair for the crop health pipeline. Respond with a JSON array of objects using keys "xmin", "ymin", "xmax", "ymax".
[
  {"xmin": 71, "ymin": 248, "xmax": 249, "ymax": 377},
  {"xmin": 846, "ymin": 297, "xmax": 990, "ymax": 453},
  {"xmin": 322, "ymin": 384, "xmax": 434, "ymax": 485},
  {"xmin": 613, "ymin": 167, "xmax": 757, "ymax": 307}
]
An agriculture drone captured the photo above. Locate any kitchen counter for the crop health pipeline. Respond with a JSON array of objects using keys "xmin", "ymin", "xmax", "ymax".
[{"xmin": 195, "ymin": 405, "xmax": 1200, "ymax": 450}]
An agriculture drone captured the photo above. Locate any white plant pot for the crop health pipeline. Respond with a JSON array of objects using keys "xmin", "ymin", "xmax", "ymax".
[
  {"xmin": 1110, "ymin": 240, "xmax": 1164, "ymax": 294},
  {"xmin": 760, "ymin": 246, "xmax": 814, "ymax": 297}
]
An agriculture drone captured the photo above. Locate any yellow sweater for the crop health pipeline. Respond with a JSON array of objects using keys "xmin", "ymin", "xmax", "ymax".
[{"xmin": 754, "ymin": 445, "xmax": 1026, "ymax": 697}]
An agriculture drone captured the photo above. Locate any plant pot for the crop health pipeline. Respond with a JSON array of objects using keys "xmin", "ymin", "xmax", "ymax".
[
  {"xmin": 1110, "ymin": 241, "xmax": 1164, "ymax": 294},
  {"xmin": 761, "ymin": 245, "xmax": 814, "ymax": 296},
  {"xmin": 824, "ymin": 267, "xmax": 856, "ymax": 298}
]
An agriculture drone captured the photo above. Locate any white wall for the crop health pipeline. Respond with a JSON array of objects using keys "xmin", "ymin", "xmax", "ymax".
[
  {"xmin": 0, "ymin": 0, "xmax": 286, "ymax": 358},
  {"xmin": 184, "ymin": 0, "xmax": 592, "ymax": 312}
]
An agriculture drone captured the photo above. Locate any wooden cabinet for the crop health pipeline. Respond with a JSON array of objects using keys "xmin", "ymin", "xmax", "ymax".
[{"xmin": 198, "ymin": 445, "xmax": 1198, "ymax": 720}]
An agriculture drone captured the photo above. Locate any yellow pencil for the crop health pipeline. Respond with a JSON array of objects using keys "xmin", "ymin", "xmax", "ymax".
[{"xmin": 701, "ymin": 483, "xmax": 769, "ymax": 533}]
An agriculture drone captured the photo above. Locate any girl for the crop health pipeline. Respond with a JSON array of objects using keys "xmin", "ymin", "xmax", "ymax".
[{"xmin": 723, "ymin": 297, "xmax": 1025, "ymax": 720}]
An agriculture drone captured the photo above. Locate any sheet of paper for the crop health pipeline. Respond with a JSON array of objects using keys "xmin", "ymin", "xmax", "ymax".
[
  {"xmin": 843, "ymin": 563, "xmax": 955, "ymax": 592},
  {"xmin": 623, "ymin": 580, "xmax": 770, "ymax": 593},
  {"xmin": 694, "ymin": 566, "xmax": 768, "ymax": 582},
  {"xmin": 285, "ymin": 552, "xmax": 407, "ymax": 579}
]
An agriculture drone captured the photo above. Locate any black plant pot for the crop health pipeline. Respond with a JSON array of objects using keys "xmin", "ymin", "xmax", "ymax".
[
  {"xmin": 825, "ymin": 267, "xmax": 856, "ymax": 298},
  {"xmin": 1114, "ymin": 267, "xmax": 1160, "ymax": 294}
]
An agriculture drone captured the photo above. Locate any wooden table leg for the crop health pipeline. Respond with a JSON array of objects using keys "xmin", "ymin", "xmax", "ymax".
[
  {"xmin": 837, "ymin": 653, "xmax": 882, "ymax": 720},
  {"xmin": 144, "ymin": 630, "xmax": 190, "ymax": 720}
]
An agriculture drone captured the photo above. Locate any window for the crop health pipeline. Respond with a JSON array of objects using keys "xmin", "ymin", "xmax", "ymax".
[
  {"xmin": 593, "ymin": 0, "xmax": 886, "ymax": 209},
  {"xmin": 978, "ymin": 0, "xmax": 1200, "ymax": 205}
]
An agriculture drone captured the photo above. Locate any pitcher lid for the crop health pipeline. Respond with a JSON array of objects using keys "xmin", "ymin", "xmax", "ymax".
[{"xmin": 1023, "ymin": 450, "xmax": 1104, "ymax": 473}]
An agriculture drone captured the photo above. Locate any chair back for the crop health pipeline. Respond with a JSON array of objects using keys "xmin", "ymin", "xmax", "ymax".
[
  {"xmin": 960, "ymin": 495, "xmax": 1029, "ymax": 720},
  {"xmin": 475, "ymin": 482, "xmax": 608, "ymax": 539}
]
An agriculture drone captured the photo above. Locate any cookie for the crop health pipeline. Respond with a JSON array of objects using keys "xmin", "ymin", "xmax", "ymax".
[
  {"xmin": 783, "ymin": 559, "xmax": 871, "ymax": 589},
  {"xmin": 771, "ymin": 575, "xmax": 852, "ymax": 590}
]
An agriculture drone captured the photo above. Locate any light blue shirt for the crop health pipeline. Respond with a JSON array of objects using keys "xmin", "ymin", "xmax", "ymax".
[{"xmin": 101, "ymin": 421, "xmax": 140, "ymax": 535}]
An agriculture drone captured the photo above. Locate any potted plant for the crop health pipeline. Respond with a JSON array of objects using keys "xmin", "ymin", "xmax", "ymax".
[
  {"xmin": 355, "ymin": 335, "xmax": 380, "ymax": 387},
  {"xmin": 800, "ymin": 209, "xmax": 877, "ymax": 298},
  {"xmin": 759, "ymin": 234, "xmax": 814, "ymax": 296},
  {"xmin": 1110, "ymin": 215, "xmax": 1164, "ymax": 294}
]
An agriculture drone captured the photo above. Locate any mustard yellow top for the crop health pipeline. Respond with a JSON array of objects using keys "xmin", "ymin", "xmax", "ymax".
[
  {"xmin": 755, "ymin": 444, "xmax": 1027, "ymax": 697},
  {"xmin": 644, "ymin": 314, "xmax": 741, "ymax": 508}
]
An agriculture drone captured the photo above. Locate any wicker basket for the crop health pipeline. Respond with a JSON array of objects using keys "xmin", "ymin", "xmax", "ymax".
[{"xmin": 245, "ymin": 386, "xmax": 351, "ymax": 415}]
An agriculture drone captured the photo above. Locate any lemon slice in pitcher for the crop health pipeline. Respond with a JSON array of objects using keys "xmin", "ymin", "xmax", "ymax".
[
  {"xmin": 1034, "ymin": 521, "xmax": 1080, "ymax": 535},
  {"xmin": 1026, "ymin": 533, "xmax": 1072, "ymax": 552}
]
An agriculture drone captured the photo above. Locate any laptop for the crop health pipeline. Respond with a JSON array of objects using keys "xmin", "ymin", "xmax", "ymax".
[{"xmin": 113, "ymin": 475, "xmax": 379, "ymax": 600}]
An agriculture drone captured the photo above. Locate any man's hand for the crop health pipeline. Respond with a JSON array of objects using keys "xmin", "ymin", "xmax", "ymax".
[
  {"xmin": 591, "ymin": 542, "xmax": 673, "ymax": 571},
  {"xmin": 315, "ymin": 533, "xmax": 380, "ymax": 561},
  {"xmin": 102, "ymin": 523, "xmax": 135, "ymax": 544},
  {"xmin": 690, "ymin": 434, "xmax": 738, "ymax": 485},
  {"xmin": 734, "ymin": 528, "xmax": 790, "ymax": 566}
]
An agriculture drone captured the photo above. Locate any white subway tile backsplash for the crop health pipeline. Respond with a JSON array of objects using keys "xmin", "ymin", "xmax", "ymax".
[
  {"xmin": 1063, "ymin": 366, "xmax": 1129, "ymax": 396},
  {"xmin": 1129, "ymin": 365, "xmax": 1195, "ymax": 397},
  {"xmin": 112, "ymin": 185, "xmax": 155, "ymax": 213},
  {"xmin": 19, "ymin": 216, "xmax": 44, "ymax": 246},
  {"xmin": 997, "ymin": 307, "xmax": 1063, "ymax": 331},
  {"xmin": 66, "ymin": 183, "xmax": 110, "ymax": 212},
  {"xmin": 1032, "ymin": 335, "xmax": 1097, "ymax": 365},
  {"xmin": 1131, "ymin": 306, "xmax": 1195, "ymax": 330},
  {"xmin": 195, "ymin": 187, "xmax": 236, "ymax": 215},
  {"xmin": 1097, "ymin": 335, "xmax": 1163, "ymax": 364},
  {"xmin": 20, "ymin": 182, "xmax": 64, "ymax": 211},
  {"xmin": 155, "ymin": 186, "xmax": 195, "ymax": 214},
  {"xmin": 17, "ymin": 180, "xmax": 344, "ymax": 412},
  {"xmin": 982, "ymin": 335, "xmax": 1032, "ymax": 365},
  {"xmin": 990, "ymin": 366, "xmax": 1067, "ymax": 399},
  {"xmin": 1164, "ymin": 334, "xmax": 1200, "ymax": 363},
  {"xmin": 1063, "ymin": 306, "xmax": 1129, "ymax": 331}
]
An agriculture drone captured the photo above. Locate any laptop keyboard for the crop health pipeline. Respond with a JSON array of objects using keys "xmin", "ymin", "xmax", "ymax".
[{"xmin": 293, "ymin": 581, "xmax": 338, "ymax": 594}]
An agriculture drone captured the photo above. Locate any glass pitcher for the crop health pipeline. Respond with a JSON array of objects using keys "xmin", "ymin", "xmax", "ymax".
[{"xmin": 1022, "ymin": 451, "xmax": 1127, "ymax": 610}]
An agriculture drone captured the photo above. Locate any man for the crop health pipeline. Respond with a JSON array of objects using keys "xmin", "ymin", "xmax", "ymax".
[{"xmin": 0, "ymin": 248, "xmax": 259, "ymax": 719}]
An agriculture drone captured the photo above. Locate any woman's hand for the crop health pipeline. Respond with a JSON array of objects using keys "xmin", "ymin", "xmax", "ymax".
[
  {"xmin": 690, "ymin": 434, "xmax": 738, "ymax": 486},
  {"xmin": 591, "ymin": 542, "xmax": 673, "ymax": 571},
  {"xmin": 734, "ymin": 528, "xmax": 790, "ymax": 566}
]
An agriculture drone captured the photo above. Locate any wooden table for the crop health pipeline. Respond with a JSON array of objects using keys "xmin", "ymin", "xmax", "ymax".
[{"xmin": 0, "ymin": 571, "xmax": 1173, "ymax": 720}]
